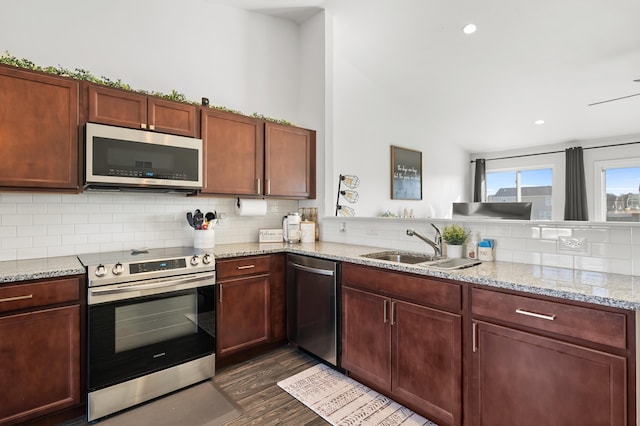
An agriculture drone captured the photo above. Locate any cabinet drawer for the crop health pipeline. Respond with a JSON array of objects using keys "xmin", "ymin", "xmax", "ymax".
[
  {"xmin": 471, "ymin": 287, "xmax": 627, "ymax": 349},
  {"xmin": 342, "ymin": 263, "xmax": 461, "ymax": 312},
  {"xmin": 0, "ymin": 277, "xmax": 81, "ymax": 314},
  {"xmin": 217, "ymin": 256, "xmax": 271, "ymax": 280}
]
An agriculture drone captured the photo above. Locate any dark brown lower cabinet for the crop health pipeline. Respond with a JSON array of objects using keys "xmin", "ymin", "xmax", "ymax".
[
  {"xmin": 217, "ymin": 273, "xmax": 270, "ymax": 357},
  {"xmin": 216, "ymin": 254, "xmax": 287, "ymax": 362},
  {"xmin": 472, "ymin": 321, "xmax": 627, "ymax": 426},
  {"xmin": 342, "ymin": 285, "xmax": 462, "ymax": 426},
  {"xmin": 0, "ymin": 306, "xmax": 80, "ymax": 425}
]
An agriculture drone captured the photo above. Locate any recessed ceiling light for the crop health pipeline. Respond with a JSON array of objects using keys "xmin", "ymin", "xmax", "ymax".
[
  {"xmin": 462, "ymin": 24, "xmax": 477, "ymax": 34},
  {"xmin": 534, "ymin": 120, "xmax": 545, "ymax": 125}
]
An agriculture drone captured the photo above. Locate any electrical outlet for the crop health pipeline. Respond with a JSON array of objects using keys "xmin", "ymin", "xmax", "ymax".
[
  {"xmin": 558, "ymin": 236, "xmax": 587, "ymax": 252},
  {"xmin": 339, "ymin": 222, "xmax": 347, "ymax": 233}
]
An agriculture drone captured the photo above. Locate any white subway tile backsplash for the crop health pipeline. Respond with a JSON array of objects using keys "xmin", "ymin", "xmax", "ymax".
[
  {"xmin": 510, "ymin": 225, "xmax": 541, "ymax": 239},
  {"xmin": 321, "ymin": 217, "xmax": 640, "ymax": 276},
  {"xmin": 591, "ymin": 243, "xmax": 631, "ymax": 259},
  {"xmin": 610, "ymin": 228, "xmax": 632, "ymax": 244},
  {"xmin": 573, "ymin": 228, "xmax": 609, "ymax": 243},
  {"xmin": 540, "ymin": 227, "xmax": 572, "ymax": 239},
  {"xmin": 541, "ymin": 253, "xmax": 573, "ymax": 268},
  {"xmin": 525, "ymin": 239, "xmax": 557, "ymax": 253}
]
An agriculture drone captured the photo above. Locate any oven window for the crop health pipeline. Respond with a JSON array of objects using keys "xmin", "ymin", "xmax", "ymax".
[{"xmin": 115, "ymin": 294, "xmax": 197, "ymax": 353}]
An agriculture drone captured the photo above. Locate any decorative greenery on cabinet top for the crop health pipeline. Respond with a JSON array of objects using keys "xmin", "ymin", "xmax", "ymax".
[{"xmin": 0, "ymin": 51, "xmax": 292, "ymax": 126}]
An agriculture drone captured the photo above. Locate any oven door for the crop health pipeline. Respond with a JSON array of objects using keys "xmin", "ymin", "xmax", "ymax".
[{"xmin": 88, "ymin": 284, "xmax": 215, "ymax": 391}]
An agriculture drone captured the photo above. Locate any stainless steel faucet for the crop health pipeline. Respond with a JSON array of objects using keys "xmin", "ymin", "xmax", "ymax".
[{"xmin": 406, "ymin": 224, "xmax": 442, "ymax": 256}]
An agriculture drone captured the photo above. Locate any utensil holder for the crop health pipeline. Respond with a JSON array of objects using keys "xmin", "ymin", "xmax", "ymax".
[{"xmin": 194, "ymin": 229, "xmax": 215, "ymax": 249}]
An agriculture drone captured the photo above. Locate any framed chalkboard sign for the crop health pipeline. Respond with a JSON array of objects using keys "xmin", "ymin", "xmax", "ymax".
[{"xmin": 391, "ymin": 145, "xmax": 422, "ymax": 200}]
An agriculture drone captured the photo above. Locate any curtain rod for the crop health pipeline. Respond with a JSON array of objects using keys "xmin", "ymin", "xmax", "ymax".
[{"xmin": 469, "ymin": 140, "xmax": 640, "ymax": 163}]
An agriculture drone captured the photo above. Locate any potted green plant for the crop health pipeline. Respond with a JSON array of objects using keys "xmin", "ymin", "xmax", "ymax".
[{"xmin": 442, "ymin": 224, "xmax": 469, "ymax": 258}]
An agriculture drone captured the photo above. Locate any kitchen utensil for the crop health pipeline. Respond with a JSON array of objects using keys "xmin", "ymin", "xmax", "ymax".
[
  {"xmin": 193, "ymin": 211, "xmax": 204, "ymax": 229},
  {"xmin": 205, "ymin": 212, "xmax": 215, "ymax": 222},
  {"xmin": 186, "ymin": 212, "xmax": 194, "ymax": 228}
]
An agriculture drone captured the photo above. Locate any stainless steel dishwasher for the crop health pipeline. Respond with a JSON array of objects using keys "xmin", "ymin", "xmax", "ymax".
[{"xmin": 287, "ymin": 254, "xmax": 340, "ymax": 366}]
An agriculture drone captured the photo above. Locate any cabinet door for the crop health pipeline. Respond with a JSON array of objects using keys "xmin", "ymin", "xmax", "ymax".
[
  {"xmin": 217, "ymin": 274, "xmax": 271, "ymax": 357},
  {"xmin": 88, "ymin": 85, "xmax": 147, "ymax": 130},
  {"xmin": 0, "ymin": 305, "xmax": 80, "ymax": 425},
  {"xmin": 148, "ymin": 97, "xmax": 196, "ymax": 137},
  {"xmin": 393, "ymin": 300, "xmax": 462, "ymax": 426},
  {"xmin": 341, "ymin": 286, "xmax": 391, "ymax": 391},
  {"xmin": 200, "ymin": 109, "xmax": 264, "ymax": 195},
  {"xmin": 472, "ymin": 321, "xmax": 626, "ymax": 426},
  {"xmin": 0, "ymin": 67, "xmax": 79, "ymax": 190},
  {"xmin": 264, "ymin": 122, "xmax": 315, "ymax": 199}
]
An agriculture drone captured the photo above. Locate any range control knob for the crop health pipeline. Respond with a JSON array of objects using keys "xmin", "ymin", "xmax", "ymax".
[
  {"xmin": 202, "ymin": 254, "xmax": 212, "ymax": 265},
  {"xmin": 190, "ymin": 255, "xmax": 200, "ymax": 266},
  {"xmin": 112, "ymin": 262, "xmax": 124, "ymax": 275},
  {"xmin": 95, "ymin": 264, "xmax": 107, "ymax": 277}
]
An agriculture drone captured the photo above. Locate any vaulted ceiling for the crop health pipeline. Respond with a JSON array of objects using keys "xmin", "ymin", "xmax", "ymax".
[{"xmin": 207, "ymin": 0, "xmax": 640, "ymax": 153}]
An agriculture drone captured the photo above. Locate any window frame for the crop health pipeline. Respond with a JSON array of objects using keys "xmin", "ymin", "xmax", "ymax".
[
  {"xmin": 593, "ymin": 158, "xmax": 640, "ymax": 222},
  {"xmin": 483, "ymin": 160, "xmax": 560, "ymax": 220}
]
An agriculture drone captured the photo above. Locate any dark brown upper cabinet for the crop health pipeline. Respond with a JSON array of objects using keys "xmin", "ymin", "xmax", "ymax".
[
  {"xmin": 200, "ymin": 108, "xmax": 316, "ymax": 199},
  {"xmin": 0, "ymin": 65, "xmax": 80, "ymax": 192},
  {"xmin": 88, "ymin": 85, "xmax": 197, "ymax": 137}
]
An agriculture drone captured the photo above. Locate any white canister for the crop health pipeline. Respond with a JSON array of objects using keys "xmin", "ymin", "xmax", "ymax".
[
  {"xmin": 300, "ymin": 221, "xmax": 316, "ymax": 243},
  {"xmin": 194, "ymin": 229, "xmax": 215, "ymax": 249}
]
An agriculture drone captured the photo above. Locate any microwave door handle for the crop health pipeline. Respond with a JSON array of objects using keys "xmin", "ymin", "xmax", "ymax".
[{"xmin": 90, "ymin": 273, "xmax": 215, "ymax": 295}]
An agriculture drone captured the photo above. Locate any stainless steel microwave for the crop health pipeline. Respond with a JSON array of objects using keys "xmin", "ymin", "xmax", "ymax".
[{"xmin": 85, "ymin": 123, "xmax": 203, "ymax": 192}]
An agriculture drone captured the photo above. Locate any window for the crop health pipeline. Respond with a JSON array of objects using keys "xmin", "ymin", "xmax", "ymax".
[
  {"xmin": 600, "ymin": 165, "xmax": 640, "ymax": 222},
  {"xmin": 486, "ymin": 168, "xmax": 553, "ymax": 220}
]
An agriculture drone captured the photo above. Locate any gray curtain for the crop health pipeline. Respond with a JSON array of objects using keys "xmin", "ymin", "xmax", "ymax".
[
  {"xmin": 473, "ymin": 159, "xmax": 486, "ymax": 202},
  {"xmin": 564, "ymin": 147, "xmax": 589, "ymax": 220}
]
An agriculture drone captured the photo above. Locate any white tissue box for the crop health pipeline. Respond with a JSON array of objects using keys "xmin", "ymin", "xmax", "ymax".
[{"xmin": 259, "ymin": 228, "xmax": 283, "ymax": 243}]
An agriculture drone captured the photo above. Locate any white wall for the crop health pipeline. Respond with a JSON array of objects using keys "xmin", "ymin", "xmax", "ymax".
[
  {"xmin": 1, "ymin": 0, "xmax": 303, "ymax": 125},
  {"xmin": 325, "ymin": 1, "xmax": 470, "ymax": 219},
  {"xmin": 0, "ymin": 0, "xmax": 320, "ymax": 261}
]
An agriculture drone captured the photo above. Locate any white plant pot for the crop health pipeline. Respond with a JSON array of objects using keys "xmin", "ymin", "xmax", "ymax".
[{"xmin": 446, "ymin": 244, "xmax": 463, "ymax": 259}]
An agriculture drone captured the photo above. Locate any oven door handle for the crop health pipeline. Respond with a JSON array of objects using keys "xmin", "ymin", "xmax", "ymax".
[{"xmin": 90, "ymin": 273, "xmax": 215, "ymax": 295}]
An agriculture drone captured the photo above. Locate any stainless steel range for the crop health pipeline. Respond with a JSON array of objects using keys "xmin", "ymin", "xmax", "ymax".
[{"xmin": 78, "ymin": 247, "xmax": 216, "ymax": 421}]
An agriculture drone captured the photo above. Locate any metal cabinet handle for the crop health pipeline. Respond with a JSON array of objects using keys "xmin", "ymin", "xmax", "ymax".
[
  {"xmin": 472, "ymin": 322, "xmax": 478, "ymax": 352},
  {"xmin": 383, "ymin": 300, "xmax": 388, "ymax": 323},
  {"xmin": 219, "ymin": 285, "xmax": 223, "ymax": 303},
  {"xmin": 140, "ymin": 123, "xmax": 146, "ymax": 129},
  {"xmin": 257, "ymin": 178, "xmax": 261, "ymax": 194},
  {"xmin": 515, "ymin": 308, "xmax": 556, "ymax": 321},
  {"xmin": 289, "ymin": 262, "xmax": 335, "ymax": 276},
  {"xmin": 0, "ymin": 294, "xmax": 33, "ymax": 303},
  {"xmin": 236, "ymin": 265, "xmax": 255, "ymax": 270},
  {"xmin": 390, "ymin": 301, "xmax": 396, "ymax": 326},
  {"xmin": 149, "ymin": 124, "xmax": 155, "ymax": 131},
  {"xmin": 266, "ymin": 179, "xmax": 271, "ymax": 195}
]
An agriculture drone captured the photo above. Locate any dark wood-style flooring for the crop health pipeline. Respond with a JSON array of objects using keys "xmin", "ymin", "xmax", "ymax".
[
  {"xmin": 214, "ymin": 344, "xmax": 329, "ymax": 425},
  {"xmin": 59, "ymin": 345, "xmax": 328, "ymax": 425}
]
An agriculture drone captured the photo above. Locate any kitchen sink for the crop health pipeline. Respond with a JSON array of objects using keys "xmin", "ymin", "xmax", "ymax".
[
  {"xmin": 361, "ymin": 251, "xmax": 481, "ymax": 270},
  {"xmin": 361, "ymin": 251, "xmax": 443, "ymax": 264}
]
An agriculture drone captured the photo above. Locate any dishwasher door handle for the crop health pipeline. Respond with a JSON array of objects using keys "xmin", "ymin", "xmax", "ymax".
[{"xmin": 288, "ymin": 262, "xmax": 335, "ymax": 276}]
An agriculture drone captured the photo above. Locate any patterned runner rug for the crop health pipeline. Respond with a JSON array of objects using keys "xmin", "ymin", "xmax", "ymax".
[{"xmin": 277, "ymin": 363, "xmax": 437, "ymax": 426}]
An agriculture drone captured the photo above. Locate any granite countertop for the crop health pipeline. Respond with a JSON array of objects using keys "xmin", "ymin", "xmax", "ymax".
[
  {"xmin": 214, "ymin": 241, "xmax": 640, "ymax": 311},
  {"xmin": 2, "ymin": 242, "xmax": 639, "ymax": 311},
  {"xmin": 0, "ymin": 255, "xmax": 86, "ymax": 284}
]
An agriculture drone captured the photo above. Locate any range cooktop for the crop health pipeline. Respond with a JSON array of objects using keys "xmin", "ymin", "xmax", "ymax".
[{"xmin": 78, "ymin": 247, "xmax": 215, "ymax": 287}]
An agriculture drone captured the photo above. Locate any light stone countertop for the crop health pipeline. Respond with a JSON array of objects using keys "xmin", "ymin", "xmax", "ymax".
[
  {"xmin": 213, "ymin": 241, "xmax": 640, "ymax": 311},
  {"xmin": 2, "ymin": 241, "xmax": 639, "ymax": 311},
  {"xmin": 0, "ymin": 255, "xmax": 86, "ymax": 284}
]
